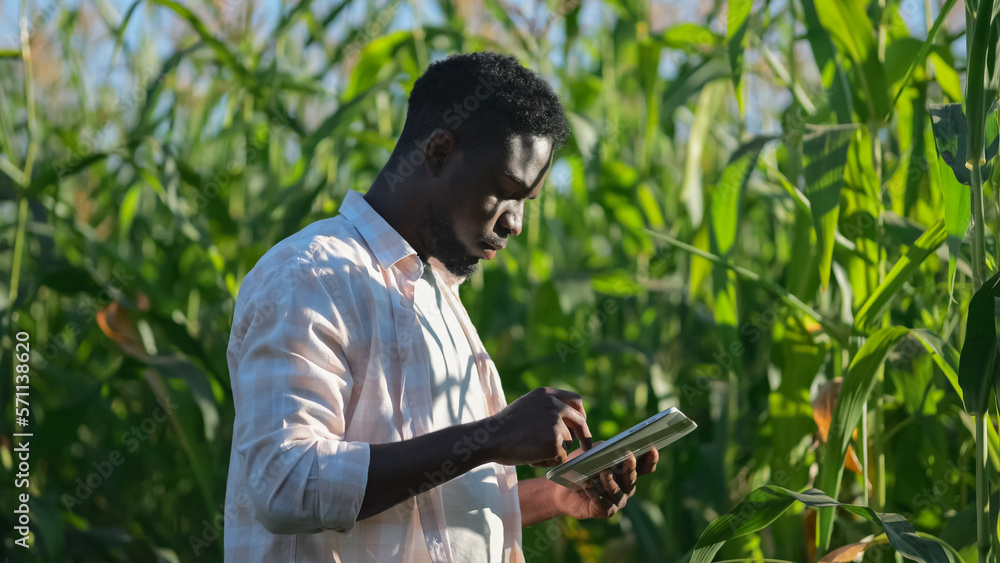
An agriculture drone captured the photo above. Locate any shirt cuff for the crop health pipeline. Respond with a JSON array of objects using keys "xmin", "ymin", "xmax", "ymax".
[{"xmin": 317, "ymin": 439, "xmax": 371, "ymax": 533}]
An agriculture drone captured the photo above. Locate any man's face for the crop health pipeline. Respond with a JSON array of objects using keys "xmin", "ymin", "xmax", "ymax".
[{"xmin": 419, "ymin": 133, "xmax": 554, "ymax": 278}]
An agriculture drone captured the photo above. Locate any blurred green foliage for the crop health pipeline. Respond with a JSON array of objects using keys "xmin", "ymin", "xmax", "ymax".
[{"xmin": 0, "ymin": 0, "xmax": 994, "ymax": 561}]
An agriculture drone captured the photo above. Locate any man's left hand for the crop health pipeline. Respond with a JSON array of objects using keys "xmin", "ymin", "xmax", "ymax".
[{"xmin": 552, "ymin": 445, "xmax": 659, "ymax": 520}]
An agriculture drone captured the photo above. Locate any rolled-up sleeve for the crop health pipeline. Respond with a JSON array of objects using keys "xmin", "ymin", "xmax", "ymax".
[{"xmin": 230, "ymin": 259, "xmax": 370, "ymax": 535}]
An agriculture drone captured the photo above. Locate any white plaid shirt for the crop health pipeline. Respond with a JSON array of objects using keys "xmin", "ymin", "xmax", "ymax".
[{"xmin": 223, "ymin": 189, "xmax": 525, "ymax": 562}]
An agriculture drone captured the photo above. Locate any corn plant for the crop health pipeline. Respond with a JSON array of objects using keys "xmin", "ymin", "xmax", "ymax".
[{"xmin": 1, "ymin": 0, "xmax": 999, "ymax": 561}]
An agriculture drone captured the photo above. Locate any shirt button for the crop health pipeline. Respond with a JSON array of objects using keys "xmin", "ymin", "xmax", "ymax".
[{"xmin": 410, "ymin": 260, "xmax": 421, "ymax": 273}]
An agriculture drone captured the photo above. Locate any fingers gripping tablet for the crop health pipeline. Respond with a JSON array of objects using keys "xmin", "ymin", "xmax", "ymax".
[{"xmin": 545, "ymin": 407, "xmax": 697, "ymax": 489}]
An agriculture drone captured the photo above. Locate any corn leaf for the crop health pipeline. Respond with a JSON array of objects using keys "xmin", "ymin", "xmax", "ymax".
[
  {"xmin": 889, "ymin": 0, "xmax": 959, "ymax": 112},
  {"xmin": 649, "ymin": 229, "xmax": 851, "ymax": 346},
  {"xmin": 710, "ymin": 135, "xmax": 777, "ymax": 256},
  {"xmin": 854, "ymin": 219, "xmax": 946, "ymax": 334},
  {"xmin": 691, "ymin": 485, "xmax": 952, "ymax": 563},
  {"xmin": 662, "ymin": 23, "xmax": 721, "ymax": 52},
  {"xmin": 803, "ymin": 124, "xmax": 855, "ymax": 290},
  {"xmin": 344, "ymin": 31, "xmax": 413, "ymax": 99},
  {"xmin": 726, "ymin": 0, "xmax": 751, "ymax": 116},
  {"xmin": 912, "ymin": 329, "xmax": 963, "ymax": 401},
  {"xmin": 958, "ymin": 269, "xmax": 1000, "ymax": 415},
  {"xmin": 929, "ymin": 103, "xmax": 998, "ymax": 184},
  {"xmin": 817, "ymin": 326, "xmax": 912, "ymax": 551},
  {"xmin": 965, "ymin": 0, "xmax": 998, "ymax": 166},
  {"xmin": 149, "ymin": 0, "xmax": 252, "ymax": 82},
  {"xmin": 812, "ymin": 0, "xmax": 890, "ymax": 121},
  {"xmin": 682, "ymin": 80, "xmax": 727, "ymax": 228},
  {"xmin": 800, "ymin": 0, "xmax": 853, "ymax": 123}
]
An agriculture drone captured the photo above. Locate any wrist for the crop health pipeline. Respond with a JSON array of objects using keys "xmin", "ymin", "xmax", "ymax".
[
  {"xmin": 548, "ymin": 480, "xmax": 570, "ymax": 517},
  {"xmin": 519, "ymin": 477, "xmax": 566, "ymax": 526},
  {"xmin": 465, "ymin": 416, "xmax": 506, "ymax": 466},
  {"xmin": 473, "ymin": 415, "xmax": 508, "ymax": 465}
]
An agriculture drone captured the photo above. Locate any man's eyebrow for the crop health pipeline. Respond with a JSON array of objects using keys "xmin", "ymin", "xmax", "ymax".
[
  {"xmin": 505, "ymin": 171, "xmax": 544, "ymax": 201},
  {"xmin": 504, "ymin": 170, "xmax": 531, "ymax": 191}
]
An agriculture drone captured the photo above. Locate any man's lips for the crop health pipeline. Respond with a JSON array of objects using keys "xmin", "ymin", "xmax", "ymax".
[{"xmin": 480, "ymin": 241, "xmax": 502, "ymax": 260}]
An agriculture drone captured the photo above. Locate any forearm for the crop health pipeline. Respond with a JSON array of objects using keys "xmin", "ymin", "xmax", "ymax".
[
  {"xmin": 358, "ymin": 417, "xmax": 499, "ymax": 520},
  {"xmin": 517, "ymin": 477, "xmax": 563, "ymax": 526}
]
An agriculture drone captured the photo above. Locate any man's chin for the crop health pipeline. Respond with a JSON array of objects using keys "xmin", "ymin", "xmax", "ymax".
[{"xmin": 438, "ymin": 253, "xmax": 480, "ymax": 279}]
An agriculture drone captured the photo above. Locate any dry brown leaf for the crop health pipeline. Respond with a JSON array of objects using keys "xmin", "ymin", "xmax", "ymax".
[
  {"xmin": 819, "ymin": 540, "xmax": 871, "ymax": 562},
  {"xmin": 96, "ymin": 301, "xmax": 147, "ymax": 358},
  {"xmin": 812, "ymin": 378, "xmax": 865, "ymax": 476}
]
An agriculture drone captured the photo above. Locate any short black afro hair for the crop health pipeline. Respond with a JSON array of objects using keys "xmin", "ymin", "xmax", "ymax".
[{"xmin": 396, "ymin": 51, "xmax": 570, "ymax": 155}]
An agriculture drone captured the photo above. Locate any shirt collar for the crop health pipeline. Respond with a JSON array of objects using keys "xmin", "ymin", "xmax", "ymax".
[{"xmin": 338, "ymin": 189, "xmax": 421, "ymax": 274}]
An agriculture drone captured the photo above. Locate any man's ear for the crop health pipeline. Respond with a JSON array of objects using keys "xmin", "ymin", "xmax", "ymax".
[{"xmin": 423, "ymin": 129, "xmax": 455, "ymax": 176}]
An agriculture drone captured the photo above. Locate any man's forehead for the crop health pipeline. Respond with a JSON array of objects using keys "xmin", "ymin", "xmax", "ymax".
[{"xmin": 503, "ymin": 134, "xmax": 554, "ymax": 187}]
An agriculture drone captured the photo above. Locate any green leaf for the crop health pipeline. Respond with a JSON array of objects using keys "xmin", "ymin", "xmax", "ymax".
[
  {"xmin": 965, "ymin": 0, "xmax": 998, "ymax": 166},
  {"xmin": 927, "ymin": 114, "xmax": 971, "ymax": 299},
  {"xmin": 888, "ymin": 0, "xmax": 959, "ymax": 113},
  {"xmin": 817, "ymin": 326, "xmax": 912, "ymax": 551},
  {"xmin": 710, "ymin": 135, "xmax": 777, "ymax": 256},
  {"xmin": 929, "ymin": 103, "xmax": 998, "ymax": 184},
  {"xmin": 119, "ymin": 184, "xmax": 143, "ymax": 237},
  {"xmin": 727, "ymin": 0, "xmax": 751, "ymax": 116},
  {"xmin": 148, "ymin": 355, "xmax": 221, "ymax": 442},
  {"xmin": 149, "ymin": 0, "xmax": 252, "ymax": 82},
  {"xmin": 26, "ymin": 153, "xmax": 109, "ymax": 197},
  {"xmin": 800, "ymin": 0, "xmax": 853, "ymax": 123},
  {"xmin": 682, "ymin": 80, "xmax": 727, "ymax": 228},
  {"xmin": 812, "ymin": 0, "xmax": 873, "ymax": 68},
  {"xmin": 592, "ymin": 270, "xmax": 642, "ymax": 297},
  {"xmin": 812, "ymin": 0, "xmax": 890, "ymax": 121},
  {"xmin": 662, "ymin": 23, "xmax": 720, "ymax": 51},
  {"xmin": 691, "ymin": 485, "xmax": 953, "ymax": 563},
  {"xmin": 958, "ymin": 269, "xmax": 1000, "ymax": 415},
  {"xmin": 854, "ymin": 219, "xmax": 946, "ymax": 334},
  {"xmin": 803, "ymin": 125, "xmax": 855, "ymax": 290},
  {"xmin": 912, "ymin": 329, "xmax": 963, "ymax": 401},
  {"xmin": 344, "ymin": 31, "xmax": 413, "ymax": 99},
  {"xmin": 648, "ymin": 229, "xmax": 851, "ymax": 346}
]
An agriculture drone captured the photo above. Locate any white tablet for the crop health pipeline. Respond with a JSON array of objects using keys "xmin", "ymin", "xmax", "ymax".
[{"xmin": 545, "ymin": 407, "xmax": 697, "ymax": 489}]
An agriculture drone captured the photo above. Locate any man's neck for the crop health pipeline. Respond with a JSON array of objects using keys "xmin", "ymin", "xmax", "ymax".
[{"xmin": 363, "ymin": 174, "xmax": 430, "ymax": 260}]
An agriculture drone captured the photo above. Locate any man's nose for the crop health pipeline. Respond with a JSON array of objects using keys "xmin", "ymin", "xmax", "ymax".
[{"xmin": 497, "ymin": 204, "xmax": 523, "ymax": 238}]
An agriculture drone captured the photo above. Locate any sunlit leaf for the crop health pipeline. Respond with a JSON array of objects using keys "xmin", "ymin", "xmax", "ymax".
[
  {"xmin": 854, "ymin": 219, "xmax": 946, "ymax": 334},
  {"xmin": 662, "ymin": 23, "xmax": 720, "ymax": 52},
  {"xmin": 344, "ymin": 31, "xmax": 413, "ymax": 99},
  {"xmin": 803, "ymin": 125, "xmax": 855, "ymax": 290},
  {"xmin": 889, "ymin": 0, "xmax": 959, "ymax": 111},
  {"xmin": 800, "ymin": 0, "xmax": 853, "ymax": 123},
  {"xmin": 691, "ymin": 485, "xmax": 952, "ymax": 563},
  {"xmin": 710, "ymin": 135, "xmax": 778, "ymax": 256},
  {"xmin": 817, "ymin": 326, "xmax": 912, "ymax": 550},
  {"xmin": 965, "ymin": 0, "xmax": 998, "ymax": 166},
  {"xmin": 119, "ymin": 184, "xmax": 143, "ymax": 237},
  {"xmin": 649, "ymin": 229, "xmax": 851, "ymax": 345},
  {"xmin": 727, "ymin": 0, "xmax": 751, "ymax": 116},
  {"xmin": 682, "ymin": 80, "xmax": 727, "ymax": 228}
]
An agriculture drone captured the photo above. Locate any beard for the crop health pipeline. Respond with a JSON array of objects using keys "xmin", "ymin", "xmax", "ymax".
[{"xmin": 419, "ymin": 197, "xmax": 480, "ymax": 279}]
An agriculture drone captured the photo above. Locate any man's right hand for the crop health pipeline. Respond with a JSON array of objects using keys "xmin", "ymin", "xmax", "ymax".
[{"xmin": 485, "ymin": 387, "xmax": 593, "ymax": 467}]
